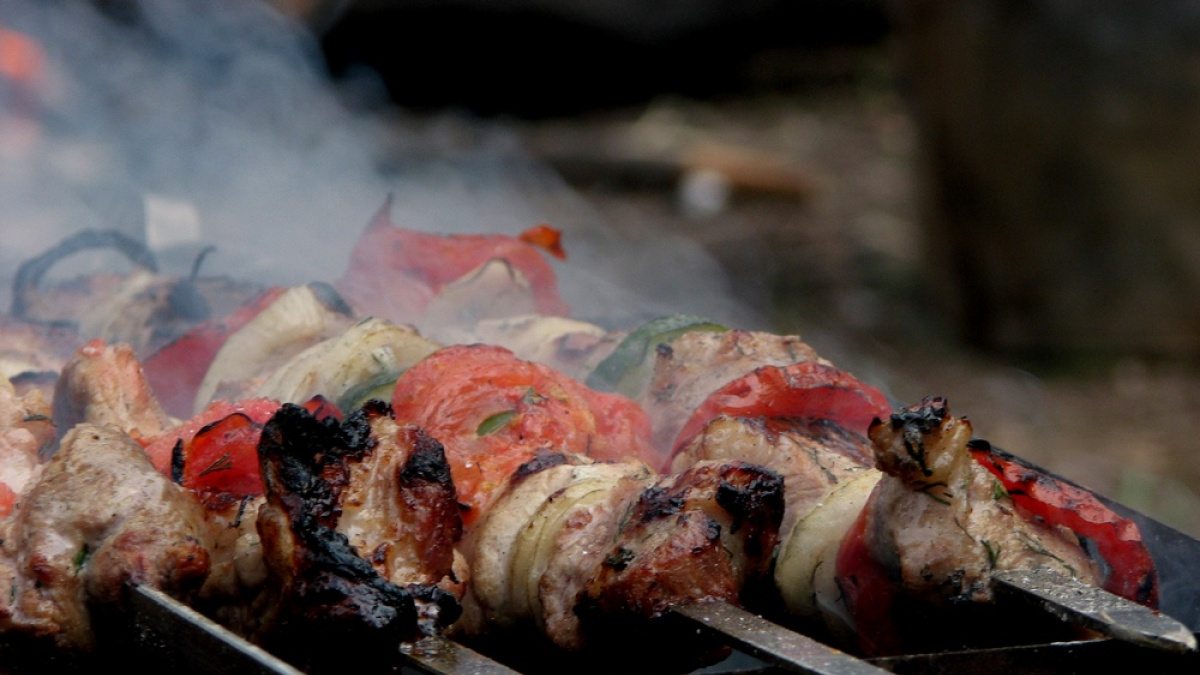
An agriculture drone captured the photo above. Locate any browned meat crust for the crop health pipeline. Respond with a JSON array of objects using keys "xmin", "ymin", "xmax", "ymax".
[
  {"xmin": 254, "ymin": 402, "xmax": 462, "ymax": 662},
  {"xmin": 0, "ymin": 424, "xmax": 211, "ymax": 650},
  {"xmin": 578, "ymin": 461, "xmax": 783, "ymax": 640}
]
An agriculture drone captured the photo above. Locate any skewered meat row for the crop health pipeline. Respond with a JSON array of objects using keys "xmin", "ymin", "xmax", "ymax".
[{"xmin": 0, "ymin": 210, "xmax": 1166, "ymax": 667}]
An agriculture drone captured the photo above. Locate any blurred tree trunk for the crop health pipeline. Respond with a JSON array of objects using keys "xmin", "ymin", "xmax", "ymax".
[{"xmin": 890, "ymin": 0, "xmax": 1200, "ymax": 357}]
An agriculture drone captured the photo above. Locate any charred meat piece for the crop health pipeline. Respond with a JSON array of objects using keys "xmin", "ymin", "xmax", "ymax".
[
  {"xmin": 254, "ymin": 402, "xmax": 462, "ymax": 663},
  {"xmin": 574, "ymin": 459, "xmax": 783, "ymax": 667},
  {"xmin": 0, "ymin": 424, "xmax": 211, "ymax": 650},
  {"xmin": 581, "ymin": 460, "xmax": 784, "ymax": 621}
]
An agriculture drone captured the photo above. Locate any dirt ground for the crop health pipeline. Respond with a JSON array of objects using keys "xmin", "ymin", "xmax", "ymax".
[{"xmin": 505, "ymin": 55, "xmax": 1200, "ymax": 540}]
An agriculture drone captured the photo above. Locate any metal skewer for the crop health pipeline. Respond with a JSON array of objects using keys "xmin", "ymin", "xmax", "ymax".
[
  {"xmin": 667, "ymin": 602, "xmax": 892, "ymax": 675},
  {"xmin": 398, "ymin": 635, "xmax": 523, "ymax": 675},
  {"xmin": 128, "ymin": 585, "xmax": 304, "ymax": 675},
  {"xmin": 993, "ymin": 569, "xmax": 1198, "ymax": 653},
  {"xmin": 130, "ymin": 585, "xmax": 522, "ymax": 675}
]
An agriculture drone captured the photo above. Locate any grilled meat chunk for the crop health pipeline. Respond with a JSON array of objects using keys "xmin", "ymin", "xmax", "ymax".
[
  {"xmin": 52, "ymin": 340, "xmax": 176, "ymax": 443},
  {"xmin": 0, "ymin": 424, "xmax": 211, "ymax": 650},
  {"xmin": 866, "ymin": 398, "xmax": 1101, "ymax": 603},
  {"xmin": 254, "ymin": 402, "xmax": 462, "ymax": 659},
  {"xmin": 836, "ymin": 397, "xmax": 1104, "ymax": 655},
  {"xmin": 580, "ymin": 460, "xmax": 784, "ymax": 625},
  {"xmin": 672, "ymin": 416, "xmax": 874, "ymax": 538}
]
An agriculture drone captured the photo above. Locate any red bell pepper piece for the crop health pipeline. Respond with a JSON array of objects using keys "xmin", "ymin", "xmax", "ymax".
[
  {"xmin": 142, "ymin": 286, "xmax": 286, "ymax": 418},
  {"xmin": 969, "ymin": 440, "xmax": 1159, "ymax": 607},
  {"xmin": 671, "ymin": 361, "xmax": 892, "ymax": 462},
  {"xmin": 836, "ymin": 496, "xmax": 902, "ymax": 657},
  {"xmin": 335, "ymin": 197, "xmax": 570, "ymax": 325},
  {"xmin": 0, "ymin": 483, "xmax": 16, "ymax": 519},
  {"xmin": 142, "ymin": 396, "xmax": 340, "ymax": 501}
]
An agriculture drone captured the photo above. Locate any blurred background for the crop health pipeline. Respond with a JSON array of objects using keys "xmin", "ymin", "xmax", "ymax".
[{"xmin": 2, "ymin": 0, "xmax": 1198, "ymax": 536}]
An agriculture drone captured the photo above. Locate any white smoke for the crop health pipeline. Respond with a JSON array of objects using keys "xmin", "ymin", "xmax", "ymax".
[{"xmin": 0, "ymin": 0, "xmax": 761, "ymax": 329}]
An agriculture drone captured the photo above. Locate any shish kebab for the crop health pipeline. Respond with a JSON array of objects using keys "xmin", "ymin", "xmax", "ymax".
[
  {"xmin": 0, "ymin": 208, "xmax": 1190, "ymax": 667},
  {"xmin": 0, "ymin": 225, "xmax": 884, "ymax": 673},
  {"xmin": 218, "ymin": 204, "xmax": 1185, "ymax": 657}
]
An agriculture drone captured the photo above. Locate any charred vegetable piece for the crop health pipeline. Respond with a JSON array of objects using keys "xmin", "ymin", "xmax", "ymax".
[
  {"xmin": 391, "ymin": 344, "xmax": 658, "ymax": 527},
  {"xmin": 335, "ymin": 197, "xmax": 569, "ymax": 325},
  {"xmin": 969, "ymin": 441, "xmax": 1160, "ymax": 607},
  {"xmin": 142, "ymin": 396, "xmax": 339, "ymax": 501},
  {"xmin": 586, "ymin": 314, "xmax": 726, "ymax": 397},
  {"xmin": 671, "ymin": 361, "xmax": 891, "ymax": 459}
]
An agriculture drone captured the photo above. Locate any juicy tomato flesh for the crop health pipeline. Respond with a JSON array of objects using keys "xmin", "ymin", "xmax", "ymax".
[
  {"xmin": 391, "ymin": 344, "xmax": 656, "ymax": 527},
  {"xmin": 335, "ymin": 197, "xmax": 569, "ymax": 324},
  {"xmin": 969, "ymin": 441, "xmax": 1159, "ymax": 607},
  {"xmin": 672, "ymin": 361, "xmax": 892, "ymax": 461}
]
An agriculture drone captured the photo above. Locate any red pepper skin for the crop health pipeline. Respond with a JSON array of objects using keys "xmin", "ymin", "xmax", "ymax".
[
  {"xmin": 0, "ymin": 483, "xmax": 15, "ymax": 519},
  {"xmin": 835, "ymin": 495, "xmax": 901, "ymax": 657},
  {"xmin": 142, "ymin": 287, "xmax": 286, "ymax": 418},
  {"xmin": 335, "ymin": 197, "xmax": 570, "ymax": 325},
  {"xmin": 671, "ymin": 361, "xmax": 892, "ymax": 462},
  {"xmin": 969, "ymin": 440, "xmax": 1159, "ymax": 608},
  {"xmin": 142, "ymin": 396, "xmax": 341, "ymax": 500}
]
